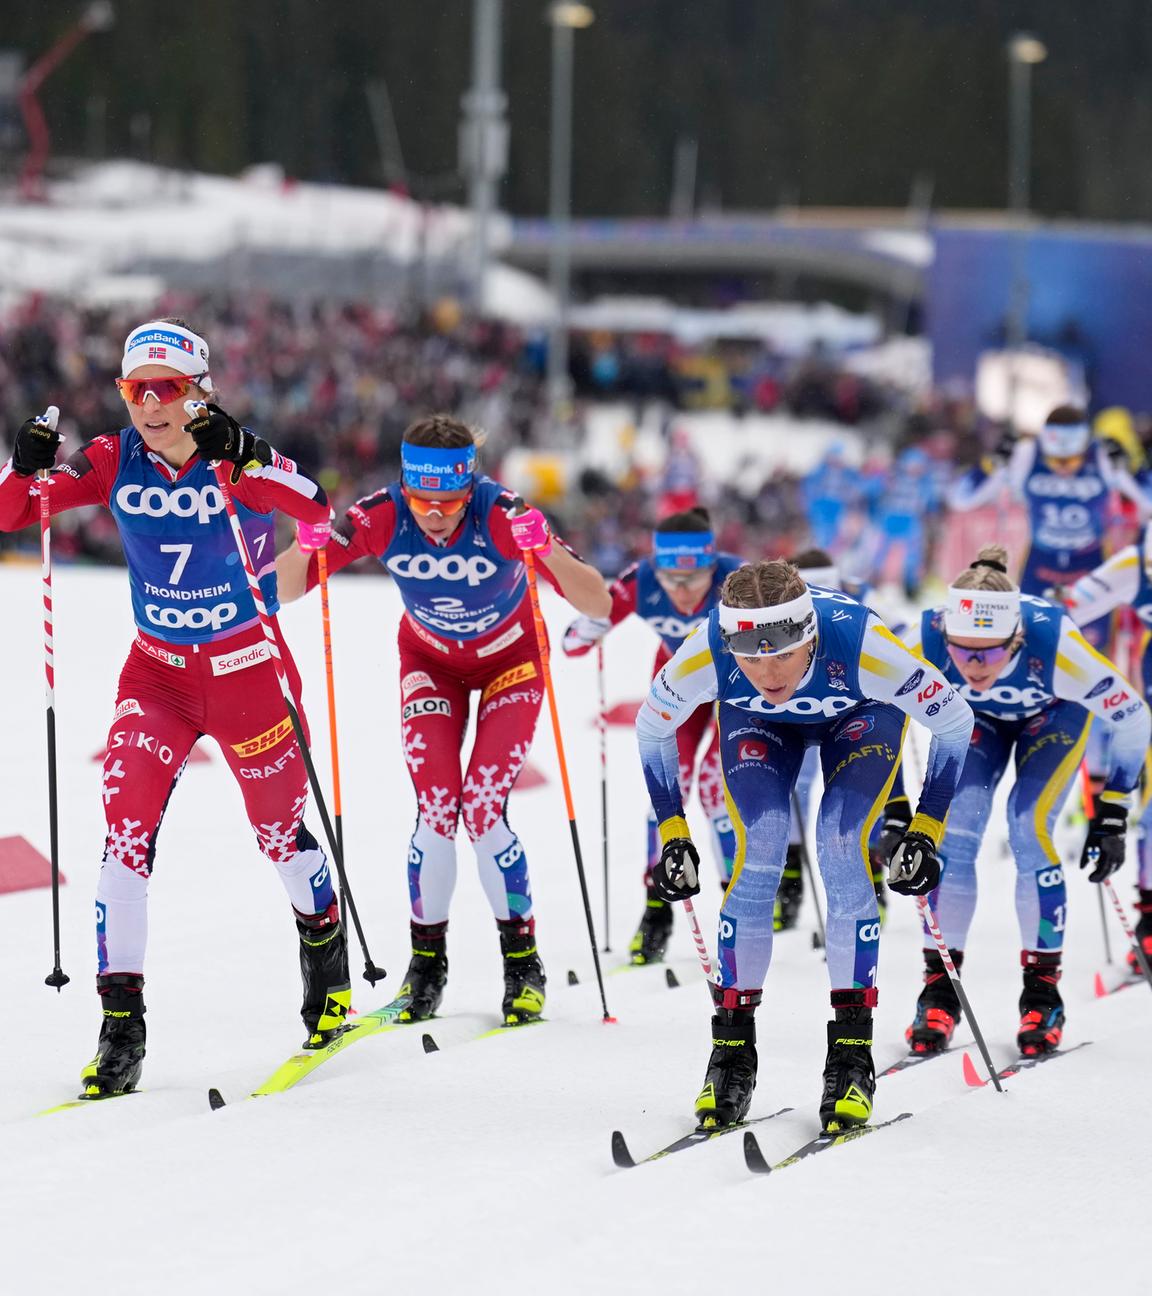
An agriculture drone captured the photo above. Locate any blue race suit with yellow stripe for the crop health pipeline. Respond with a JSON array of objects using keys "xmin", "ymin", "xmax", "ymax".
[{"xmin": 637, "ymin": 588, "xmax": 974, "ymax": 996}]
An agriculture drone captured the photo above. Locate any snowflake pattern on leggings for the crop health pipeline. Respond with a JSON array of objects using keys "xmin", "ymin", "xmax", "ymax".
[
  {"xmin": 256, "ymin": 790, "xmax": 308, "ymax": 863},
  {"xmin": 419, "ymin": 786, "xmax": 460, "ymax": 839},
  {"xmin": 105, "ymin": 818, "xmax": 152, "ymax": 877},
  {"xmin": 462, "ymin": 741, "xmax": 529, "ymax": 838},
  {"xmin": 403, "ymin": 724, "xmax": 428, "ymax": 773}
]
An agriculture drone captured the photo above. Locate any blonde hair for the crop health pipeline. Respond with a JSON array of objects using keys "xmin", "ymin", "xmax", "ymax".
[
  {"xmin": 721, "ymin": 559, "xmax": 806, "ymax": 608},
  {"xmin": 951, "ymin": 543, "xmax": 1016, "ymax": 592}
]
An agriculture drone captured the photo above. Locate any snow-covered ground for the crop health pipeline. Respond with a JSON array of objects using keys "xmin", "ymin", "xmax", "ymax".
[{"xmin": 0, "ymin": 563, "xmax": 1145, "ymax": 1295}]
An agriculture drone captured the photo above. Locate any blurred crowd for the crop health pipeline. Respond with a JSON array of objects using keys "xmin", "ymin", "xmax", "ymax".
[{"xmin": 0, "ymin": 291, "xmax": 989, "ymax": 584}]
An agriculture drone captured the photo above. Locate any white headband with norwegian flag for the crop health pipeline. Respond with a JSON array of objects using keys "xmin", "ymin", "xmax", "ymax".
[
  {"xmin": 943, "ymin": 587, "xmax": 1020, "ymax": 640},
  {"xmin": 122, "ymin": 321, "xmax": 213, "ymax": 389}
]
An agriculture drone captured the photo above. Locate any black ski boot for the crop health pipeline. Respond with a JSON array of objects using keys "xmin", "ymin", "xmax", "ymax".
[
  {"xmin": 80, "ymin": 973, "xmax": 146, "ymax": 1099},
  {"xmin": 906, "ymin": 949, "xmax": 964, "ymax": 1054},
  {"xmin": 694, "ymin": 987, "xmax": 761, "ymax": 1129},
  {"xmin": 1129, "ymin": 889, "xmax": 1152, "ymax": 977},
  {"xmin": 498, "ymin": 916, "xmax": 546, "ymax": 1026},
  {"xmin": 1017, "ymin": 950, "xmax": 1064, "ymax": 1056},
  {"xmin": 630, "ymin": 875, "xmax": 674, "ymax": 965},
  {"xmin": 819, "ymin": 991, "xmax": 876, "ymax": 1131},
  {"xmin": 296, "ymin": 899, "xmax": 351, "ymax": 1048},
  {"xmin": 774, "ymin": 846, "xmax": 805, "ymax": 931},
  {"xmin": 397, "ymin": 920, "xmax": 449, "ymax": 1022}
]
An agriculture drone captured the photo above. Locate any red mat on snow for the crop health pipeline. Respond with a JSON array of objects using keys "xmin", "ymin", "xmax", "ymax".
[
  {"xmin": 599, "ymin": 700, "xmax": 644, "ymax": 727},
  {"xmin": 513, "ymin": 761, "xmax": 548, "ymax": 790},
  {"xmin": 0, "ymin": 836, "xmax": 64, "ymax": 895},
  {"xmin": 91, "ymin": 742, "xmax": 211, "ymax": 764}
]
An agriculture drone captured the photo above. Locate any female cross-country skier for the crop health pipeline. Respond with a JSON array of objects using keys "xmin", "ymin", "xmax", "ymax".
[
  {"xmin": 897, "ymin": 544, "xmax": 1149, "ymax": 1057},
  {"xmin": 636, "ymin": 559, "xmax": 974, "ymax": 1132},
  {"xmin": 276, "ymin": 414, "xmax": 610, "ymax": 1025},
  {"xmin": 561, "ymin": 507, "xmax": 743, "ymax": 964},
  {"xmin": 1061, "ymin": 530, "xmax": 1152, "ymax": 976},
  {"xmin": 0, "ymin": 318, "xmax": 338, "ymax": 1097},
  {"xmin": 948, "ymin": 406, "xmax": 1152, "ymax": 650}
]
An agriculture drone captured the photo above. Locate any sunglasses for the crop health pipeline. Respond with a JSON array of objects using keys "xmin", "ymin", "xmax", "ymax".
[
  {"xmin": 720, "ymin": 612, "xmax": 816, "ymax": 657},
  {"xmin": 656, "ymin": 566, "xmax": 714, "ymax": 589},
  {"xmin": 945, "ymin": 629, "xmax": 1018, "ymax": 668},
  {"xmin": 403, "ymin": 487, "xmax": 472, "ymax": 518},
  {"xmin": 115, "ymin": 375, "xmax": 208, "ymax": 406}
]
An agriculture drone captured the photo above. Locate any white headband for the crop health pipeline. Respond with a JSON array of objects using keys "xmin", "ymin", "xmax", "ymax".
[
  {"xmin": 718, "ymin": 588, "xmax": 818, "ymax": 656},
  {"xmin": 798, "ymin": 565, "xmax": 840, "ymax": 589},
  {"xmin": 1039, "ymin": 422, "xmax": 1089, "ymax": 459},
  {"xmin": 943, "ymin": 586, "xmax": 1020, "ymax": 640},
  {"xmin": 122, "ymin": 320, "xmax": 212, "ymax": 389}
]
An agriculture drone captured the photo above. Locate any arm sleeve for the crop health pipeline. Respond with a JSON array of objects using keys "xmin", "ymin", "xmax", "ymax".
[
  {"xmin": 0, "ymin": 435, "xmax": 118, "ymax": 530},
  {"xmin": 228, "ymin": 449, "xmax": 330, "ymax": 524},
  {"xmin": 1052, "ymin": 618, "xmax": 1151, "ymax": 798},
  {"xmin": 946, "ymin": 440, "xmax": 1032, "ymax": 511},
  {"xmin": 858, "ymin": 618, "xmax": 975, "ymax": 846},
  {"xmin": 1063, "ymin": 548, "xmax": 1139, "ymax": 627},
  {"xmin": 304, "ymin": 490, "xmax": 396, "ymax": 592},
  {"xmin": 635, "ymin": 625, "xmax": 720, "ymax": 831}
]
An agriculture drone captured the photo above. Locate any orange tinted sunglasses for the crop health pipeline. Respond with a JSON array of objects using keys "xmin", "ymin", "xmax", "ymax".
[
  {"xmin": 115, "ymin": 375, "xmax": 208, "ymax": 406},
  {"xmin": 403, "ymin": 487, "xmax": 472, "ymax": 518}
]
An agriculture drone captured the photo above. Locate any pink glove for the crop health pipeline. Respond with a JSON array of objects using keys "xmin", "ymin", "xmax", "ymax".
[
  {"xmin": 297, "ymin": 512, "xmax": 333, "ymax": 553},
  {"xmin": 509, "ymin": 506, "xmax": 552, "ymax": 556}
]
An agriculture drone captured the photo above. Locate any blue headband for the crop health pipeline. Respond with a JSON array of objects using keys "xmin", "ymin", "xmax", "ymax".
[
  {"xmin": 653, "ymin": 531, "xmax": 716, "ymax": 570},
  {"xmin": 401, "ymin": 443, "xmax": 476, "ymax": 492}
]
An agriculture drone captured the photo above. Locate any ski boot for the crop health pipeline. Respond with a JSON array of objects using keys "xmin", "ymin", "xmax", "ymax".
[
  {"xmin": 499, "ymin": 916, "xmax": 546, "ymax": 1026},
  {"xmin": 297, "ymin": 899, "xmax": 352, "ymax": 1049},
  {"xmin": 1017, "ymin": 950, "xmax": 1064, "ymax": 1056},
  {"xmin": 1129, "ymin": 889, "xmax": 1152, "ymax": 977},
  {"xmin": 397, "ymin": 921, "xmax": 449, "ymax": 1022},
  {"xmin": 80, "ymin": 973, "xmax": 146, "ymax": 1099},
  {"xmin": 905, "ymin": 948, "xmax": 963, "ymax": 1053},
  {"xmin": 819, "ymin": 991, "xmax": 876, "ymax": 1131},
  {"xmin": 629, "ymin": 879, "xmax": 674, "ymax": 965},
  {"xmin": 694, "ymin": 987, "xmax": 761, "ymax": 1130},
  {"xmin": 774, "ymin": 846, "xmax": 804, "ymax": 931}
]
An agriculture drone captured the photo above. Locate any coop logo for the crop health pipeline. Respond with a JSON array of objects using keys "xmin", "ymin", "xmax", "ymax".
[
  {"xmin": 1029, "ymin": 475, "xmax": 1104, "ymax": 500},
  {"xmin": 737, "ymin": 694, "xmax": 856, "ymax": 718},
  {"xmin": 310, "ymin": 863, "xmax": 330, "ymax": 894},
  {"xmin": 116, "ymin": 482, "xmax": 225, "ymax": 525},
  {"xmin": 402, "ymin": 696, "xmax": 452, "ymax": 722},
  {"xmin": 386, "ymin": 552, "xmax": 497, "ymax": 586},
  {"xmin": 1037, "ymin": 867, "xmax": 1064, "ymax": 889},
  {"xmin": 495, "ymin": 841, "xmax": 525, "ymax": 872},
  {"xmin": 645, "ymin": 614, "xmax": 702, "ymax": 639},
  {"xmin": 737, "ymin": 739, "xmax": 768, "ymax": 762},
  {"xmin": 145, "ymin": 602, "xmax": 238, "ymax": 633},
  {"xmin": 857, "ymin": 920, "xmax": 881, "ymax": 943},
  {"xmin": 957, "ymin": 683, "xmax": 1049, "ymax": 710}
]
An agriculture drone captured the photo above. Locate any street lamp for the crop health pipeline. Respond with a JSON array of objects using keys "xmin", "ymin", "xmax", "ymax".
[
  {"xmin": 19, "ymin": 1, "xmax": 115, "ymax": 201},
  {"xmin": 546, "ymin": 1, "xmax": 595, "ymax": 430},
  {"xmin": 1007, "ymin": 32, "xmax": 1047, "ymax": 214}
]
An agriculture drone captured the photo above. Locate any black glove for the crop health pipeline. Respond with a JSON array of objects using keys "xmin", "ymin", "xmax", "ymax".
[
  {"xmin": 887, "ymin": 831, "xmax": 941, "ymax": 897},
  {"xmin": 12, "ymin": 407, "xmax": 61, "ymax": 476},
  {"xmin": 1080, "ymin": 800, "xmax": 1127, "ymax": 883},
  {"xmin": 183, "ymin": 402, "xmax": 271, "ymax": 484},
  {"xmin": 992, "ymin": 426, "xmax": 1017, "ymax": 464},
  {"xmin": 650, "ymin": 836, "xmax": 701, "ymax": 903},
  {"xmin": 876, "ymin": 797, "xmax": 913, "ymax": 863},
  {"xmin": 1100, "ymin": 437, "xmax": 1127, "ymax": 466}
]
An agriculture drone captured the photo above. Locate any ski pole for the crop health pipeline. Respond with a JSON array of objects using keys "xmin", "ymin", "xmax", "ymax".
[
  {"xmin": 34, "ymin": 407, "xmax": 68, "ymax": 991},
  {"xmin": 791, "ymin": 790, "xmax": 826, "ymax": 952},
  {"xmin": 917, "ymin": 895, "xmax": 1003, "ymax": 1092},
  {"xmin": 681, "ymin": 896, "xmax": 712, "ymax": 980},
  {"xmin": 189, "ymin": 405, "xmax": 385, "ymax": 986},
  {"xmin": 316, "ymin": 546, "xmax": 348, "ymax": 923},
  {"xmin": 1078, "ymin": 761, "xmax": 1113, "ymax": 965},
  {"xmin": 1101, "ymin": 878, "xmax": 1152, "ymax": 994},
  {"xmin": 597, "ymin": 640, "xmax": 610, "ymax": 952},
  {"xmin": 521, "ymin": 548, "xmax": 615, "ymax": 1022}
]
